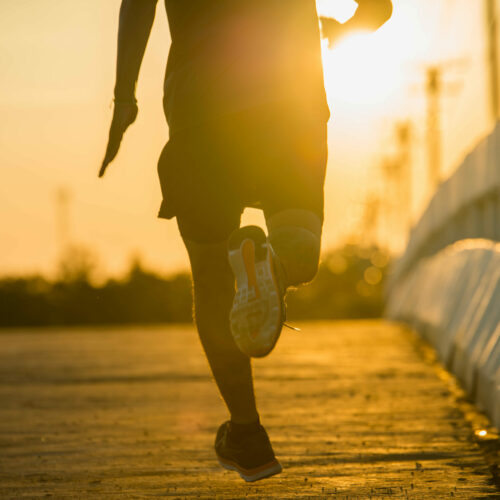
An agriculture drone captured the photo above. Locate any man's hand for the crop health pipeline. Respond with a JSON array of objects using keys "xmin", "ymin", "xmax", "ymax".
[{"xmin": 99, "ymin": 101, "xmax": 138, "ymax": 178}]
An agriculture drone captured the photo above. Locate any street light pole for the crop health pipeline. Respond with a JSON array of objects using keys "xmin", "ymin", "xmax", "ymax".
[{"xmin": 426, "ymin": 67, "xmax": 442, "ymax": 191}]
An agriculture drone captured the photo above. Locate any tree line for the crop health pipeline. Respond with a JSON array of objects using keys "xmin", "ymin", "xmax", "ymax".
[{"xmin": 0, "ymin": 244, "xmax": 390, "ymax": 327}]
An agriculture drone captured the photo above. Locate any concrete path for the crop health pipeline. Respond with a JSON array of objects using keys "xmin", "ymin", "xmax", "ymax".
[{"xmin": 0, "ymin": 321, "xmax": 498, "ymax": 499}]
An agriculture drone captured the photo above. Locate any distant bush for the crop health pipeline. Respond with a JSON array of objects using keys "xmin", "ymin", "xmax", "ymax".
[
  {"xmin": 287, "ymin": 244, "xmax": 390, "ymax": 321},
  {"xmin": 0, "ymin": 261, "xmax": 193, "ymax": 327},
  {"xmin": 0, "ymin": 244, "xmax": 390, "ymax": 327}
]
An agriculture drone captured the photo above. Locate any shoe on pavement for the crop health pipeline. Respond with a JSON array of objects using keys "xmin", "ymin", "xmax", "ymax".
[
  {"xmin": 215, "ymin": 421, "xmax": 282, "ymax": 482},
  {"xmin": 228, "ymin": 225, "xmax": 285, "ymax": 358}
]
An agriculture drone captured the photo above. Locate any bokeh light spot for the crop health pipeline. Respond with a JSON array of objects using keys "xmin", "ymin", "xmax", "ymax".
[
  {"xmin": 370, "ymin": 250, "xmax": 389, "ymax": 268},
  {"xmin": 364, "ymin": 266, "xmax": 383, "ymax": 285},
  {"xmin": 328, "ymin": 253, "xmax": 348, "ymax": 274}
]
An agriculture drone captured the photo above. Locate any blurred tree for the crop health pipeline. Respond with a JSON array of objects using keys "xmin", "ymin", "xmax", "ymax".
[
  {"xmin": 56, "ymin": 244, "xmax": 99, "ymax": 284},
  {"xmin": 286, "ymin": 244, "xmax": 390, "ymax": 321},
  {"xmin": 0, "ymin": 245, "xmax": 391, "ymax": 327}
]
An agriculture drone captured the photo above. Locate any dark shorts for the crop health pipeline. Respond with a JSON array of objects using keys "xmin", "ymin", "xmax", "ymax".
[{"xmin": 158, "ymin": 102, "xmax": 328, "ymax": 243}]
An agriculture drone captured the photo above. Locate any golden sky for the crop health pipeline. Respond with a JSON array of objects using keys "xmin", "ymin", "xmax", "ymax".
[{"xmin": 0, "ymin": 0, "xmax": 494, "ymax": 277}]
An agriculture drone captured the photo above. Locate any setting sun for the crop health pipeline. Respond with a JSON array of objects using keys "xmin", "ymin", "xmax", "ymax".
[
  {"xmin": 322, "ymin": 31, "xmax": 402, "ymax": 112},
  {"xmin": 316, "ymin": 0, "xmax": 358, "ymax": 23}
]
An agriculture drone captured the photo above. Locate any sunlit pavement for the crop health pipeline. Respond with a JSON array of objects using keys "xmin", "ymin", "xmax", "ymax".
[{"xmin": 0, "ymin": 321, "xmax": 498, "ymax": 499}]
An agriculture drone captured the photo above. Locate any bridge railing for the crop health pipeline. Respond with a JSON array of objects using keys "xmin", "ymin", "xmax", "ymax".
[
  {"xmin": 389, "ymin": 122, "xmax": 500, "ymax": 287},
  {"xmin": 386, "ymin": 123, "xmax": 500, "ymax": 430}
]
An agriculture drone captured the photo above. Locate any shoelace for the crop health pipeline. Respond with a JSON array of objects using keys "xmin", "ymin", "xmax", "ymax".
[
  {"xmin": 267, "ymin": 242, "xmax": 301, "ymax": 333},
  {"xmin": 283, "ymin": 322, "xmax": 301, "ymax": 332}
]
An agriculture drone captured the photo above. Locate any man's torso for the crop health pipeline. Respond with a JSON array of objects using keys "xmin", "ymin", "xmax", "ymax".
[{"xmin": 163, "ymin": 0, "xmax": 329, "ymax": 132}]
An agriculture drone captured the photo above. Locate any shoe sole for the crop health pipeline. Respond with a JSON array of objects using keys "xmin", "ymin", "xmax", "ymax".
[
  {"xmin": 228, "ymin": 226, "xmax": 284, "ymax": 358},
  {"xmin": 217, "ymin": 455, "xmax": 283, "ymax": 482}
]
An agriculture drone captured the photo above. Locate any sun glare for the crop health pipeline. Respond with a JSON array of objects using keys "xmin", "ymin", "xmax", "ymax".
[
  {"xmin": 316, "ymin": 0, "xmax": 358, "ymax": 24},
  {"xmin": 321, "ymin": 23, "xmax": 407, "ymax": 114}
]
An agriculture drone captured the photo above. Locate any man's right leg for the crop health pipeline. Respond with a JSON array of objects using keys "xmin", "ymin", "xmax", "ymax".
[
  {"xmin": 225, "ymin": 209, "xmax": 322, "ymax": 358},
  {"xmin": 266, "ymin": 208, "xmax": 323, "ymax": 288}
]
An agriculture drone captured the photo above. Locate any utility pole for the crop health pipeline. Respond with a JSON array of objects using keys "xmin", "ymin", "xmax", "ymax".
[
  {"xmin": 414, "ymin": 62, "xmax": 463, "ymax": 197},
  {"xmin": 378, "ymin": 122, "xmax": 412, "ymax": 252},
  {"xmin": 426, "ymin": 66, "xmax": 442, "ymax": 192},
  {"xmin": 396, "ymin": 121, "xmax": 413, "ymax": 230},
  {"xmin": 485, "ymin": 0, "xmax": 499, "ymax": 123}
]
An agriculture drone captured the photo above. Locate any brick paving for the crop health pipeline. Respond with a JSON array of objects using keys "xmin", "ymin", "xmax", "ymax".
[{"xmin": 0, "ymin": 321, "xmax": 498, "ymax": 499}]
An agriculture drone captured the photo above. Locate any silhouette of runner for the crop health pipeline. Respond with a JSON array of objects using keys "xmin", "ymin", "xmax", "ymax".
[{"xmin": 100, "ymin": 0, "xmax": 392, "ymax": 482}]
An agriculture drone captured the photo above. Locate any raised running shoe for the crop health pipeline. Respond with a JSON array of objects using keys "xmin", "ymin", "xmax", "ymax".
[
  {"xmin": 228, "ymin": 225, "xmax": 285, "ymax": 358},
  {"xmin": 215, "ymin": 421, "xmax": 282, "ymax": 482}
]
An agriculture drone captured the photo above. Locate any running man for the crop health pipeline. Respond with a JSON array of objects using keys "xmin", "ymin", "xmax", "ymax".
[{"xmin": 100, "ymin": 0, "xmax": 393, "ymax": 482}]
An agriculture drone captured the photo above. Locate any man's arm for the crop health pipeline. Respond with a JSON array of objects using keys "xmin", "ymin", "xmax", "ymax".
[
  {"xmin": 347, "ymin": 0, "xmax": 393, "ymax": 32},
  {"xmin": 114, "ymin": 0, "xmax": 158, "ymax": 102},
  {"xmin": 99, "ymin": 0, "xmax": 158, "ymax": 177},
  {"xmin": 320, "ymin": 0, "xmax": 393, "ymax": 47}
]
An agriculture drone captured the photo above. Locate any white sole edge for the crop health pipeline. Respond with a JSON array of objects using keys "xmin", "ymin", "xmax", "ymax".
[{"xmin": 218, "ymin": 459, "xmax": 283, "ymax": 482}]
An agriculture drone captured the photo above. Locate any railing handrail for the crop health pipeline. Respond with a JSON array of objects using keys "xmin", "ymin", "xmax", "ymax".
[{"xmin": 389, "ymin": 121, "xmax": 500, "ymax": 287}]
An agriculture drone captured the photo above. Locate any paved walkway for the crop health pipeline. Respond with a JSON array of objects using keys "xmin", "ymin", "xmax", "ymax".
[{"xmin": 0, "ymin": 321, "xmax": 498, "ymax": 499}]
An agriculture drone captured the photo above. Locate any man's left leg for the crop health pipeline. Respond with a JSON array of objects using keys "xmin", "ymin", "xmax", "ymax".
[
  {"xmin": 183, "ymin": 237, "xmax": 282, "ymax": 482},
  {"xmin": 183, "ymin": 238, "xmax": 259, "ymax": 424}
]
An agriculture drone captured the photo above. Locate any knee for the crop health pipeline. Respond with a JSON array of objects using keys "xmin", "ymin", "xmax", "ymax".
[
  {"xmin": 286, "ymin": 249, "xmax": 320, "ymax": 286},
  {"xmin": 295, "ymin": 253, "xmax": 320, "ymax": 285},
  {"xmin": 269, "ymin": 226, "xmax": 321, "ymax": 287}
]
